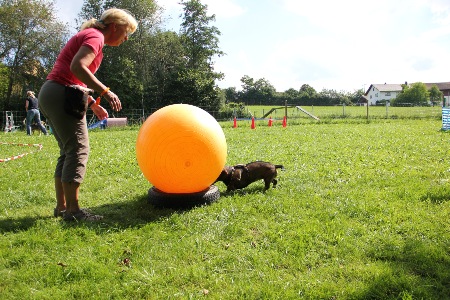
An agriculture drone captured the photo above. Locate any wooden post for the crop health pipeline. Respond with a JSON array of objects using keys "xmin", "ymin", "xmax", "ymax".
[
  {"xmin": 366, "ymin": 101, "xmax": 369, "ymax": 120},
  {"xmin": 285, "ymin": 100, "xmax": 288, "ymax": 121},
  {"xmin": 386, "ymin": 101, "xmax": 389, "ymax": 118}
]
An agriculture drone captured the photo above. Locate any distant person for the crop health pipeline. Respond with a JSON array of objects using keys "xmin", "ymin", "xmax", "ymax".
[
  {"xmin": 25, "ymin": 91, "xmax": 48, "ymax": 135},
  {"xmin": 38, "ymin": 8, "xmax": 138, "ymax": 221}
]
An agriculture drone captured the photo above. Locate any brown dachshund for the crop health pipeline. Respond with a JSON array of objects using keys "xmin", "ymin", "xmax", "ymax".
[{"xmin": 216, "ymin": 161, "xmax": 285, "ymax": 191}]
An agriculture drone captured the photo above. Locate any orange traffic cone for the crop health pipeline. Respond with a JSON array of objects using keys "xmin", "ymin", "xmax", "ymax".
[
  {"xmin": 282, "ymin": 116, "xmax": 287, "ymax": 127},
  {"xmin": 233, "ymin": 116, "xmax": 237, "ymax": 128},
  {"xmin": 251, "ymin": 116, "xmax": 256, "ymax": 129},
  {"xmin": 268, "ymin": 116, "xmax": 273, "ymax": 127}
]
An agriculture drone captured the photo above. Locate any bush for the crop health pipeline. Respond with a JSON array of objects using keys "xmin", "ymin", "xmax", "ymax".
[{"xmin": 218, "ymin": 102, "xmax": 251, "ymax": 119}]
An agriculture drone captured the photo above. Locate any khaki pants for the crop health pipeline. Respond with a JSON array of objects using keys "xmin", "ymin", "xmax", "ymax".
[{"xmin": 38, "ymin": 80, "xmax": 90, "ymax": 183}]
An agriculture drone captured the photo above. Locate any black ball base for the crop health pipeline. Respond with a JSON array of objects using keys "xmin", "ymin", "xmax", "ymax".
[{"xmin": 148, "ymin": 185, "xmax": 220, "ymax": 209}]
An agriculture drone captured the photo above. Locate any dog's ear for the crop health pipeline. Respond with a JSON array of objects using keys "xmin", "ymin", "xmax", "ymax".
[
  {"xmin": 216, "ymin": 167, "xmax": 232, "ymax": 183},
  {"xmin": 224, "ymin": 166, "xmax": 233, "ymax": 175},
  {"xmin": 233, "ymin": 168, "xmax": 242, "ymax": 181}
]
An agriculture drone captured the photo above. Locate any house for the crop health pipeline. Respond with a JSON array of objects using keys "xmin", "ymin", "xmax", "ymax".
[
  {"xmin": 363, "ymin": 82, "xmax": 450, "ymax": 106},
  {"xmin": 364, "ymin": 83, "xmax": 403, "ymax": 105},
  {"xmin": 424, "ymin": 82, "xmax": 450, "ymax": 106}
]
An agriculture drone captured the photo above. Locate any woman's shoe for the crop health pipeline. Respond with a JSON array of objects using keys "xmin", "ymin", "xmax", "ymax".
[
  {"xmin": 63, "ymin": 208, "xmax": 103, "ymax": 222},
  {"xmin": 54, "ymin": 208, "xmax": 65, "ymax": 217}
]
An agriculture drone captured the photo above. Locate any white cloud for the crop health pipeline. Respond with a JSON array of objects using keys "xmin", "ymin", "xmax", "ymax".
[
  {"xmin": 417, "ymin": 0, "xmax": 450, "ymax": 25},
  {"xmin": 246, "ymin": 0, "xmax": 450, "ymax": 91},
  {"xmin": 156, "ymin": 0, "xmax": 244, "ymax": 19},
  {"xmin": 202, "ymin": 0, "xmax": 245, "ymax": 18}
]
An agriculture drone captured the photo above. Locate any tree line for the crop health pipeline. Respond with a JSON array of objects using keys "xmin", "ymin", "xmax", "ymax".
[
  {"xmin": 223, "ymin": 75, "xmax": 365, "ymax": 107},
  {"xmin": 0, "ymin": 0, "xmax": 223, "ymax": 113}
]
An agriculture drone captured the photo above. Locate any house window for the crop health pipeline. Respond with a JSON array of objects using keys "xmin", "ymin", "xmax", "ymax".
[
  {"xmin": 386, "ymin": 92, "xmax": 391, "ymax": 96},
  {"xmin": 375, "ymin": 93, "xmax": 378, "ymax": 97}
]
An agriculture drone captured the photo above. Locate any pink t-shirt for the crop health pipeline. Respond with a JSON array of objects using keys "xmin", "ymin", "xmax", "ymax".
[{"xmin": 47, "ymin": 28, "xmax": 104, "ymax": 87}]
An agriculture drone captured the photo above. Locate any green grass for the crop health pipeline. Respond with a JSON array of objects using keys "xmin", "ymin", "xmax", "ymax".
[{"xmin": 1, "ymin": 119, "xmax": 449, "ymax": 299}]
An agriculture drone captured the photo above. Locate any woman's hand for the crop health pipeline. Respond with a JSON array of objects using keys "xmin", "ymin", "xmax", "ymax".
[
  {"xmin": 104, "ymin": 90, "xmax": 122, "ymax": 112},
  {"xmin": 90, "ymin": 102, "xmax": 109, "ymax": 120}
]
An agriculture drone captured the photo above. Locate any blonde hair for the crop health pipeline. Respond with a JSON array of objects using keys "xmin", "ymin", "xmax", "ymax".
[{"xmin": 80, "ymin": 8, "xmax": 138, "ymax": 34}]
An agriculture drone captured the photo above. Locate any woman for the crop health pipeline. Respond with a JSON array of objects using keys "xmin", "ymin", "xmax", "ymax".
[
  {"xmin": 25, "ymin": 91, "xmax": 48, "ymax": 135},
  {"xmin": 39, "ymin": 8, "xmax": 138, "ymax": 221}
]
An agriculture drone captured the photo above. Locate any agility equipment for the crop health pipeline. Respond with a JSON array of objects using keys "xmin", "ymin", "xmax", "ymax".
[
  {"xmin": 268, "ymin": 116, "xmax": 273, "ymax": 127},
  {"xmin": 88, "ymin": 119, "xmax": 107, "ymax": 129},
  {"xmin": 148, "ymin": 185, "xmax": 220, "ymax": 208},
  {"xmin": 0, "ymin": 142, "xmax": 43, "ymax": 162},
  {"xmin": 261, "ymin": 105, "xmax": 319, "ymax": 121},
  {"xmin": 295, "ymin": 106, "xmax": 320, "ymax": 120},
  {"xmin": 87, "ymin": 117, "xmax": 127, "ymax": 130},
  {"xmin": 4, "ymin": 111, "xmax": 20, "ymax": 132},
  {"xmin": 106, "ymin": 117, "xmax": 127, "ymax": 127},
  {"xmin": 443, "ymin": 108, "xmax": 450, "ymax": 130},
  {"xmin": 251, "ymin": 116, "xmax": 256, "ymax": 129},
  {"xmin": 136, "ymin": 104, "xmax": 227, "ymax": 194}
]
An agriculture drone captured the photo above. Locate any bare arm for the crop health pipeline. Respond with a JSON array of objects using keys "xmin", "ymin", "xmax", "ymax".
[
  {"xmin": 70, "ymin": 46, "xmax": 122, "ymax": 111},
  {"xmin": 70, "ymin": 46, "xmax": 106, "ymax": 93}
]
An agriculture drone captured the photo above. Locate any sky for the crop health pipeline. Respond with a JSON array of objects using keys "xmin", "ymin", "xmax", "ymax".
[{"xmin": 54, "ymin": 0, "xmax": 450, "ymax": 93}]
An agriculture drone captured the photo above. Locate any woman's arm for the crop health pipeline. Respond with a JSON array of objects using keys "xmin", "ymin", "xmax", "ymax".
[
  {"xmin": 70, "ymin": 46, "xmax": 122, "ymax": 111},
  {"xmin": 70, "ymin": 46, "xmax": 106, "ymax": 94}
]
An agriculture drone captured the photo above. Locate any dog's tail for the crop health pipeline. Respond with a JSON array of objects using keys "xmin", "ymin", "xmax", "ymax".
[{"xmin": 275, "ymin": 165, "xmax": 285, "ymax": 171}]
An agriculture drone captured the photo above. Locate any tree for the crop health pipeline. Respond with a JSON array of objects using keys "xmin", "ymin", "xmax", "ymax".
[
  {"xmin": 0, "ymin": 0, "xmax": 69, "ymax": 110},
  {"xmin": 239, "ymin": 75, "xmax": 276, "ymax": 105},
  {"xmin": 317, "ymin": 89, "xmax": 341, "ymax": 106},
  {"xmin": 429, "ymin": 84, "xmax": 443, "ymax": 106},
  {"xmin": 284, "ymin": 88, "xmax": 299, "ymax": 101},
  {"xmin": 180, "ymin": 0, "xmax": 223, "ymax": 69},
  {"xmin": 224, "ymin": 87, "xmax": 238, "ymax": 103},
  {"xmin": 146, "ymin": 30, "xmax": 185, "ymax": 108},
  {"xmin": 275, "ymin": 88, "xmax": 299, "ymax": 104},
  {"xmin": 76, "ymin": 0, "xmax": 104, "ymax": 30},
  {"xmin": 392, "ymin": 82, "xmax": 429, "ymax": 106},
  {"xmin": 349, "ymin": 89, "xmax": 364, "ymax": 105},
  {"xmin": 298, "ymin": 84, "xmax": 317, "ymax": 105},
  {"xmin": 254, "ymin": 78, "xmax": 276, "ymax": 105},
  {"xmin": 177, "ymin": 0, "xmax": 224, "ymax": 110},
  {"xmin": 0, "ymin": 62, "xmax": 8, "ymax": 101}
]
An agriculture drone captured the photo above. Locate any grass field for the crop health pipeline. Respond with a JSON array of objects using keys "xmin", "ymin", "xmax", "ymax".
[{"xmin": 1, "ymin": 117, "xmax": 449, "ymax": 299}]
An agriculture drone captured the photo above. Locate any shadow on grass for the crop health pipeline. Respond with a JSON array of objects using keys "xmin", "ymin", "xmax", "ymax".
[
  {"xmin": 90, "ymin": 186, "xmax": 269, "ymax": 230},
  {"xmin": 0, "ymin": 216, "xmax": 45, "ymax": 233},
  {"xmin": 0, "ymin": 194, "xmax": 186, "ymax": 233},
  {"xmin": 88, "ymin": 193, "xmax": 194, "ymax": 229},
  {"xmin": 419, "ymin": 188, "xmax": 450, "ymax": 204},
  {"xmin": 0, "ymin": 186, "xmax": 268, "ymax": 233},
  {"xmin": 354, "ymin": 238, "xmax": 450, "ymax": 299},
  {"xmin": 218, "ymin": 185, "xmax": 274, "ymax": 197}
]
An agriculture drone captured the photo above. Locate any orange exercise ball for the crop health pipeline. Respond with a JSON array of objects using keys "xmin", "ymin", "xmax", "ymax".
[{"xmin": 136, "ymin": 104, "xmax": 227, "ymax": 193}]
